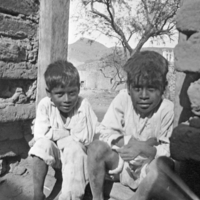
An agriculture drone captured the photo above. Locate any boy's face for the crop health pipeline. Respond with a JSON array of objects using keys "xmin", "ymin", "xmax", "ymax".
[
  {"xmin": 47, "ymin": 85, "xmax": 80, "ymax": 115},
  {"xmin": 128, "ymin": 84, "xmax": 163, "ymax": 118}
]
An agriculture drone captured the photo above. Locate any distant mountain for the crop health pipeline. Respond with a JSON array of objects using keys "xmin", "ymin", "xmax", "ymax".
[
  {"xmin": 68, "ymin": 38, "xmax": 174, "ymax": 67},
  {"xmin": 68, "ymin": 38, "xmax": 112, "ymax": 66}
]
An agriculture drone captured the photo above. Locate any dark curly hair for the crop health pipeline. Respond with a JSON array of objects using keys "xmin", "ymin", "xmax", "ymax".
[
  {"xmin": 124, "ymin": 50, "xmax": 168, "ymax": 92},
  {"xmin": 44, "ymin": 59, "xmax": 80, "ymax": 92}
]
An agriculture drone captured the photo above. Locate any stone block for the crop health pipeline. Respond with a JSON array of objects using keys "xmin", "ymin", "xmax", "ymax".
[
  {"xmin": 174, "ymin": 32, "xmax": 200, "ymax": 73},
  {"xmin": 0, "ymin": 103, "xmax": 36, "ymax": 122},
  {"xmin": 0, "ymin": 122, "xmax": 23, "ymax": 141},
  {"xmin": 0, "ymin": 138, "xmax": 30, "ymax": 159},
  {"xmin": 0, "ymin": 0, "xmax": 39, "ymax": 16},
  {"xmin": 0, "ymin": 120, "xmax": 32, "ymax": 142},
  {"xmin": 177, "ymin": 160, "xmax": 200, "ymax": 197},
  {"xmin": 0, "ymin": 39, "xmax": 26, "ymax": 62},
  {"xmin": 0, "ymin": 14, "xmax": 37, "ymax": 39},
  {"xmin": 173, "ymin": 72, "xmax": 200, "ymax": 126},
  {"xmin": 176, "ymin": 0, "xmax": 200, "ymax": 33},
  {"xmin": 170, "ymin": 124, "xmax": 200, "ymax": 161},
  {"xmin": 0, "ymin": 159, "xmax": 6, "ymax": 175},
  {"xmin": 187, "ymin": 79, "xmax": 200, "ymax": 116},
  {"xmin": 0, "ymin": 61, "xmax": 37, "ymax": 79}
]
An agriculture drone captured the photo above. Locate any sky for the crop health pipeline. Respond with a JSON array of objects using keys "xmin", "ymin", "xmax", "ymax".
[{"xmin": 68, "ymin": 1, "xmax": 178, "ymax": 48}]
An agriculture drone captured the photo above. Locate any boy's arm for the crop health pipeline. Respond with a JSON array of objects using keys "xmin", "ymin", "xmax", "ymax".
[
  {"xmin": 98, "ymin": 91, "xmax": 127, "ymax": 145},
  {"xmin": 116, "ymin": 137, "xmax": 158, "ymax": 161},
  {"xmin": 132, "ymin": 103, "xmax": 174, "ymax": 160},
  {"xmin": 69, "ymin": 99, "xmax": 99, "ymax": 146},
  {"xmin": 116, "ymin": 101, "xmax": 174, "ymax": 161},
  {"xmin": 34, "ymin": 98, "xmax": 69, "ymax": 141},
  {"xmin": 33, "ymin": 99, "xmax": 53, "ymax": 141},
  {"xmin": 155, "ymin": 107, "xmax": 174, "ymax": 158}
]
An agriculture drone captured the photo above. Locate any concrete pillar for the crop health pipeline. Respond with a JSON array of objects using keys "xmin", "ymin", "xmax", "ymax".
[{"xmin": 36, "ymin": 0, "xmax": 70, "ymax": 104}]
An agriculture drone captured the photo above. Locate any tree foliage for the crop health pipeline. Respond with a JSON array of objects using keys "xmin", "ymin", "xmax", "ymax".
[
  {"xmin": 72, "ymin": 0, "xmax": 180, "ymax": 55},
  {"xmin": 99, "ymin": 47, "xmax": 127, "ymax": 90}
]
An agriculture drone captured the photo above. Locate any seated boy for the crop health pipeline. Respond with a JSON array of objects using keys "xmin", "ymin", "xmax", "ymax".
[
  {"xmin": 87, "ymin": 51, "xmax": 199, "ymax": 200},
  {"xmin": 29, "ymin": 60, "xmax": 99, "ymax": 200}
]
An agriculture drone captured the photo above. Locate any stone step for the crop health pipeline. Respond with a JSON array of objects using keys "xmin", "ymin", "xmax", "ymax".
[{"xmin": 0, "ymin": 103, "xmax": 35, "ymax": 122}]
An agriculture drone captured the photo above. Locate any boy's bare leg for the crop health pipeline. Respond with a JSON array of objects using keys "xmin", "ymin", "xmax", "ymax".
[
  {"xmin": 132, "ymin": 157, "xmax": 199, "ymax": 200},
  {"xmin": 87, "ymin": 140, "xmax": 123, "ymax": 200},
  {"xmin": 32, "ymin": 156, "xmax": 48, "ymax": 200}
]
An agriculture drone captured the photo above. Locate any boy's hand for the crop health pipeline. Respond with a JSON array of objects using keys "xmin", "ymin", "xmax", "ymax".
[
  {"xmin": 146, "ymin": 137, "xmax": 159, "ymax": 146},
  {"xmin": 115, "ymin": 137, "xmax": 157, "ymax": 162},
  {"xmin": 115, "ymin": 137, "xmax": 142, "ymax": 161}
]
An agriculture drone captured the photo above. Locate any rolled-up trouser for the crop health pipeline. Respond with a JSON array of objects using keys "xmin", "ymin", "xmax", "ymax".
[{"xmin": 29, "ymin": 137, "xmax": 88, "ymax": 200}]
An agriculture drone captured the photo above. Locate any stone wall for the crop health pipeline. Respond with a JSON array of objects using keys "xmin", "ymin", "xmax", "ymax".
[
  {"xmin": 170, "ymin": 0, "xmax": 200, "ymax": 196},
  {"xmin": 0, "ymin": 0, "xmax": 39, "ymax": 169}
]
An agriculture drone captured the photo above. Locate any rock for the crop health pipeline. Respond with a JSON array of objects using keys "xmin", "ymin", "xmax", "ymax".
[
  {"xmin": 187, "ymin": 79, "xmax": 200, "ymax": 116},
  {"xmin": 0, "ymin": 13, "xmax": 37, "ymax": 39},
  {"xmin": 0, "ymin": 103, "xmax": 35, "ymax": 122},
  {"xmin": 0, "ymin": 159, "xmax": 7, "ymax": 175},
  {"xmin": 0, "ymin": 138, "xmax": 30, "ymax": 159},
  {"xmin": 0, "ymin": 0, "xmax": 39, "ymax": 16},
  {"xmin": 174, "ymin": 33, "xmax": 200, "ymax": 73},
  {"xmin": 170, "ymin": 124, "xmax": 200, "ymax": 161},
  {"xmin": 189, "ymin": 117, "xmax": 200, "ymax": 128},
  {"xmin": 176, "ymin": 0, "xmax": 200, "ymax": 33},
  {"xmin": 0, "ymin": 61, "xmax": 37, "ymax": 79}
]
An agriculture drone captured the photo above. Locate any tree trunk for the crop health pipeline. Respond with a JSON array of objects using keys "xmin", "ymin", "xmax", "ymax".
[{"xmin": 36, "ymin": 0, "xmax": 70, "ymax": 104}]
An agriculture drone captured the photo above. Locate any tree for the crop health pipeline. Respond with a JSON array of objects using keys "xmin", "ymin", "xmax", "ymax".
[
  {"xmin": 72, "ymin": 0, "xmax": 180, "ymax": 56},
  {"xmin": 99, "ymin": 46, "xmax": 127, "ymax": 90}
]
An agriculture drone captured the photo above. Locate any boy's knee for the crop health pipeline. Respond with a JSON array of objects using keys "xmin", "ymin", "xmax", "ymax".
[
  {"xmin": 29, "ymin": 138, "xmax": 60, "ymax": 167},
  {"xmin": 87, "ymin": 140, "xmax": 111, "ymax": 160},
  {"xmin": 149, "ymin": 156, "xmax": 174, "ymax": 173},
  {"xmin": 63, "ymin": 140, "xmax": 85, "ymax": 154},
  {"xmin": 59, "ymin": 191, "xmax": 84, "ymax": 200},
  {"xmin": 33, "ymin": 138, "xmax": 54, "ymax": 150},
  {"xmin": 62, "ymin": 141, "xmax": 87, "ymax": 164},
  {"xmin": 156, "ymin": 156, "xmax": 174, "ymax": 170}
]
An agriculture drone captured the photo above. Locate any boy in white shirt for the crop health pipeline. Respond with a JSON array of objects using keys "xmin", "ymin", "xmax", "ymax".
[
  {"xmin": 29, "ymin": 60, "xmax": 98, "ymax": 200},
  {"xmin": 87, "ymin": 51, "xmax": 199, "ymax": 200}
]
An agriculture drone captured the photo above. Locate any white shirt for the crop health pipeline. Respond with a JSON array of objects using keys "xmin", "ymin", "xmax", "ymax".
[
  {"xmin": 98, "ymin": 89, "xmax": 174, "ymax": 158},
  {"xmin": 33, "ymin": 96, "xmax": 99, "ymax": 147}
]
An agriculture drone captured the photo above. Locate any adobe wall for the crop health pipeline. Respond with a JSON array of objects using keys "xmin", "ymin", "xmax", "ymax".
[
  {"xmin": 79, "ymin": 63, "xmax": 126, "ymax": 91},
  {"xmin": 170, "ymin": 0, "xmax": 200, "ymax": 196},
  {"xmin": 0, "ymin": 0, "xmax": 39, "ymax": 172}
]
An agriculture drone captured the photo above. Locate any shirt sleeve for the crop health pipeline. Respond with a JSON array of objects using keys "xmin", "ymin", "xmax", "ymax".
[
  {"xmin": 33, "ymin": 99, "xmax": 53, "ymax": 141},
  {"xmin": 70, "ymin": 99, "xmax": 99, "ymax": 146},
  {"xmin": 155, "ymin": 101, "xmax": 174, "ymax": 158},
  {"xmin": 98, "ymin": 91, "xmax": 126, "ymax": 145}
]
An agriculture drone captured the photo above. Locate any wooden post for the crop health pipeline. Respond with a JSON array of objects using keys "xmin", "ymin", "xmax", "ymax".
[{"xmin": 36, "ymin": 0, "xmax": 70, "ymax": 104}]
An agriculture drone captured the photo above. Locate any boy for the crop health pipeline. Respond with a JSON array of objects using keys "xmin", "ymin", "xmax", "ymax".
[
  {"xmin": 87, "ymin": 51, "xmax": 199, "ymax": 200},
  {"xmin": 29, "ymin": 60, "xmax": 98, "ymax": 200}
]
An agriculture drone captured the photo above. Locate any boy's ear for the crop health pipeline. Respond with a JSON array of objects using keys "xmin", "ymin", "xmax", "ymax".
[{"xmin": 46, "ymin": 88, "xmax": 51, "ymax": 97}]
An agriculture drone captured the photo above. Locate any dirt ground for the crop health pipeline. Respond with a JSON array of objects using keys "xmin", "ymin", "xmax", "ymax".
[
  {"xmin": 0, "ymin": 89, "xmax": 135, "ymax": 200},
  {"xmin": 80, "ymin": 89, "xmax": 118, "ymax": 121}
]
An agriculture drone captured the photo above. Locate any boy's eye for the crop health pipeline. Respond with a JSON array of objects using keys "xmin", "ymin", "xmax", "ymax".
[
  {"xmin": 69, "ymin": 91, "xmax": 77, "ymax": 95},
  {"xmin": 148, "ymin": 87, "xmax": 156, "ymax": 92},
  {"xmin": 57, "ymin": 93, "xmax": 64, "ymax": 97},
  {"xmin": 133, "ymin": 87, "xmax": 141, "ymax": 92}
]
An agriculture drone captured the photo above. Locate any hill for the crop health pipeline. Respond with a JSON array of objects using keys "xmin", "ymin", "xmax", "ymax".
[
  {"xmin": 68, "ymin": 37, "xmax": 112, "ymax": 66},
  {"xmin": 68, "ymin": 38, "xmax": 174, "ymax": 67}
]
